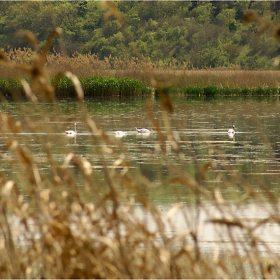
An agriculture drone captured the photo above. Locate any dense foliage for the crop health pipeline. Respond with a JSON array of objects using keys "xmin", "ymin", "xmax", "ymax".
[{"xmin": 1, "ymin": 1, "xmax": 280, "ymax": 69}]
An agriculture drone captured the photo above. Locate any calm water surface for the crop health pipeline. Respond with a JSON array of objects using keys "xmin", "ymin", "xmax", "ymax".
[{"xmin": 1, "ymin": 96, "xmax": 280, "ymax": 254}]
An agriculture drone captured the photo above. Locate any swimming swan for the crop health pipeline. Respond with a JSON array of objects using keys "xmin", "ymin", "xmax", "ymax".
[
  {"xmin": 228, "ymin": 124, "xmax": 235, "ymax": 137},
  {"xmin": 114, "ymin": 131, "xmax": 127, "ymax": 138},
  {"xmin": 65, "ymin": 123, "xmax": 77, "ymax": 136},
  {"xmin": 136, "ymin": 127, "xmax": 151, "ymax": 134}
]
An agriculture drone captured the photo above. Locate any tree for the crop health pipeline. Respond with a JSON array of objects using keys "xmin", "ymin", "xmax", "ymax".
[{"xmin": 195, "ymin": 2, "xmax": 214, "ymax": 25}]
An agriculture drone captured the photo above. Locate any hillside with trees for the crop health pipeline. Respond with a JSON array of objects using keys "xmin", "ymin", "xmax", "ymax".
[{"xmin": 0, "ymin": 1, "xmax": 280, "ymax": 70}]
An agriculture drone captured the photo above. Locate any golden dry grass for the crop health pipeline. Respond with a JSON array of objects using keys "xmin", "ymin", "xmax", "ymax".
[{"xmin": 1, "ymin": 48, "xmax": 280, "ymax": 90}]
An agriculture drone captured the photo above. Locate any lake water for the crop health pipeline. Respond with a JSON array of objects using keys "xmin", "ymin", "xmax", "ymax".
[{"xmin": 1, "ymin": 96, "xmax": 280, "ymax": 256}]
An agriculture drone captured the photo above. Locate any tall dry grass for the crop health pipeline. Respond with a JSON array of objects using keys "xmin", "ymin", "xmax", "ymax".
[
  {"xmin": 1, "ymin": 48, "xmax": 280, "ymax": 89},
  {"xmin": 0, "ymin": 104, "xmax": 279, "ymax": 278},
  {"xmin": 0, "ymin": 26, "xmax": 279, "ymax": 279}
]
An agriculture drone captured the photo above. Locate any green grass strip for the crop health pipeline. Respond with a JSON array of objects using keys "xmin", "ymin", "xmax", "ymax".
[
  {"xmin": 0, "ymin": 77, "xmax": 279, "ymax": 99},
  {"xmin": 155, "ymin": 85, "xmax": 280, "ymax": 97},
  {"xmin": 55, "ymin": 76, "xmax": 151, "ymax": 98},
  {"xmin": 0, "ymin": 76, "xmax": 151, "ymax": 99}
]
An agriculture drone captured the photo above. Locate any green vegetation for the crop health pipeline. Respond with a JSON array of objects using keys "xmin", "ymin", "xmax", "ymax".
[
  {"xmin": 1, "ymin": 1, "xmax": 280, "ymax": 70},
  {"xmin": 0, "ymin": 75, "xmax": 151, "ymax": 99},
  {"xmin": 55, "ymin": 76, "xmax": 151, "ymax": 98},
  {"xmin": 157, "ymin": 84, "xmax": 280, "ymax": 97},
  {"xmin": 1, "ymin": 74, "xmax": 280, "ymax": 99}
]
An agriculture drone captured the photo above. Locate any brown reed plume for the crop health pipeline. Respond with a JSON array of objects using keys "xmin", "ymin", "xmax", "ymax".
[{"xmin": 0, "ymin": 28, "xmax": 62, "ymax": 102}]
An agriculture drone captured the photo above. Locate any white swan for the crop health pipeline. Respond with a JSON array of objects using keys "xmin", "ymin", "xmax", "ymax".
[
  {"xmin": 65, "ymin": 123, "xmax": 77, "ymax": 136},
  {"xmin": 228, "ymin": 124, "xmax": 235, "ymax": 137},
  {"xmin": 114, "ymin": 131, "xmax": 127, "ymax": 138},
  {"xmin": 136, "ymin": 127, "xmax": 151, "ymax": 134}
]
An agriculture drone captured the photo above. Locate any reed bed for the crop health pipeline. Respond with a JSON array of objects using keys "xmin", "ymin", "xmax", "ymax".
[
  {"xmin": 1, "ymin": 48, "xmax": 280, "ymax": 93},
  {"xmin": 0, "ymin": 30, "xmax": 280, "ymax": 279}
]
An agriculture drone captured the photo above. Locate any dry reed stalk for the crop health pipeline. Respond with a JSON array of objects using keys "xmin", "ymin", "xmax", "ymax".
[{"xmin": 0, "ymin": 28, "xmax": 63, "ymax": 102}]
